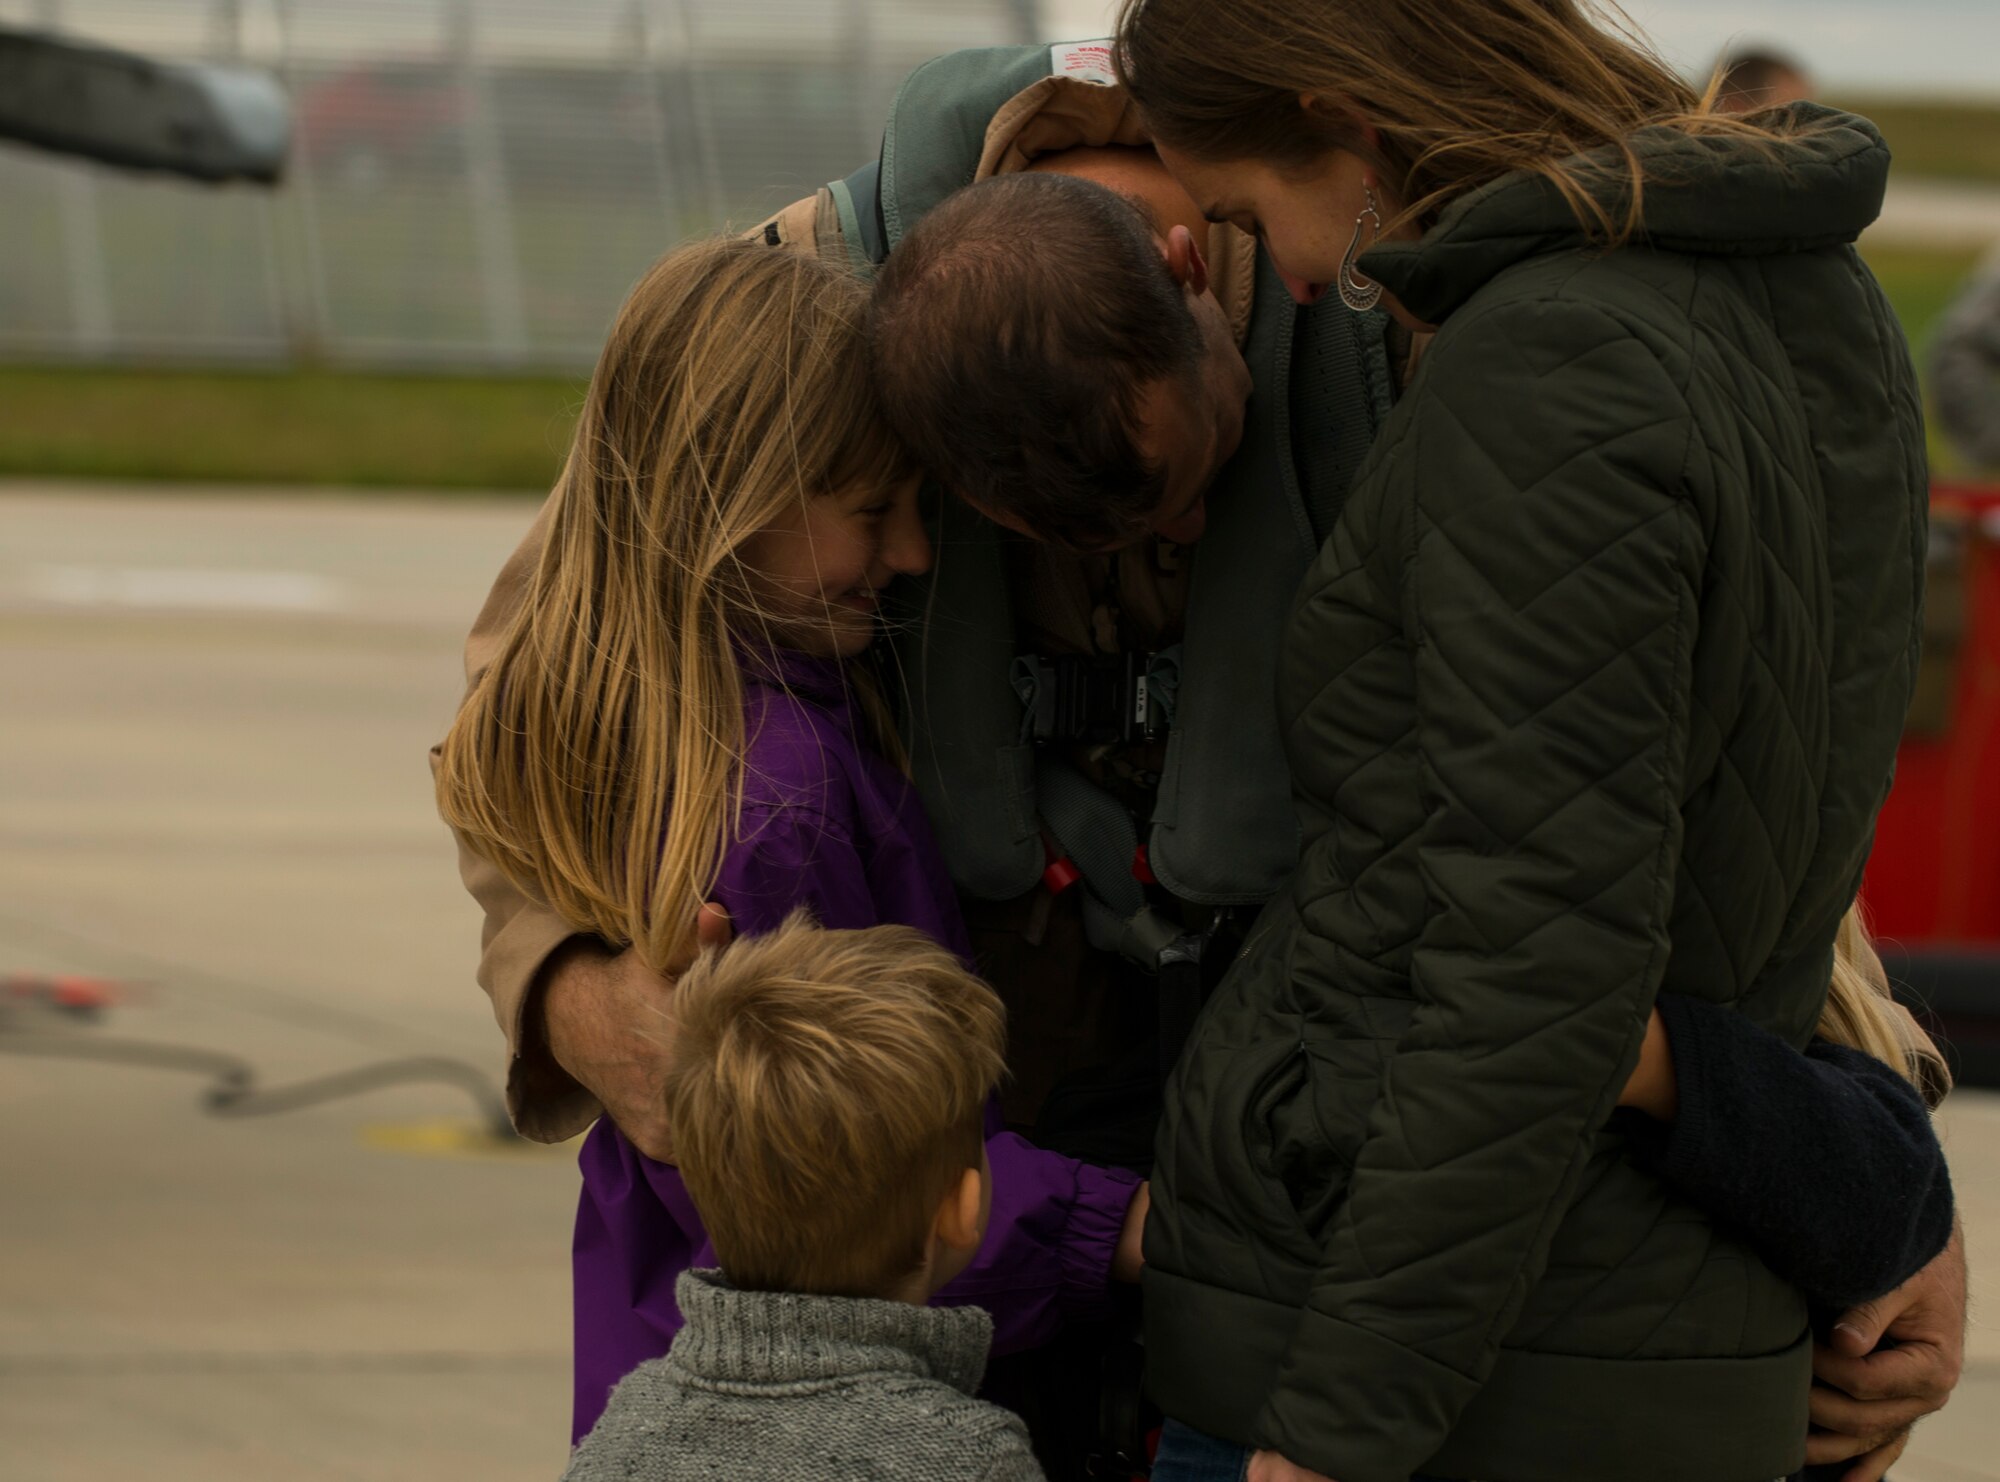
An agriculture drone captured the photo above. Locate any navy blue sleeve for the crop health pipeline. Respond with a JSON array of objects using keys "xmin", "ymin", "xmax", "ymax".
[{"xmin": 1622, "ymin": 993, "xmax": 1954, "ymax": 1313}]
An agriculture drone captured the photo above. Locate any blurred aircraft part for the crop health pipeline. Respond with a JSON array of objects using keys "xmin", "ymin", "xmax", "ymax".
[
  {"xmin": 0, "ymin": 24, "xmax": 289, "ymax": 184},
  {"xmin": 0, "ymin": 0, "xmax": 1037, "ymax": 372}
]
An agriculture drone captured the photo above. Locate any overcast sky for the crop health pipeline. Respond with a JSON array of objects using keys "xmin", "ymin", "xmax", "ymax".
[
  {"xmin": 14, "ymin": 0, "xmax": 1995, "ymax": 96},
  {"xmin": 1044, "ymin": 0, "xmax": 2000, "ymax": 96}
]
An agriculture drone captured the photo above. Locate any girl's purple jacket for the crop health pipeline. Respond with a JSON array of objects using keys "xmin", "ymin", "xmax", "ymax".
[{"xmin": 570, "ymin": 650, "xmax": 1143, "ymax": 1441}]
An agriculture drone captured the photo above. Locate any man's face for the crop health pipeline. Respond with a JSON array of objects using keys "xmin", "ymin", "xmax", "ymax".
[
  {"xmin": 973, "ymin": 273, "xmax": 1251, "ymax": 552},
  {"xmin": 1127, "ymin": 283, "xmax": 1253, "ymax": 546}
]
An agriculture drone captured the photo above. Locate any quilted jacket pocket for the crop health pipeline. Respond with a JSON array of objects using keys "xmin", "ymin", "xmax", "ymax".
[{"xmin": 1258, "ymin": 1031, "xmax": 1397, "ymax": 1231}]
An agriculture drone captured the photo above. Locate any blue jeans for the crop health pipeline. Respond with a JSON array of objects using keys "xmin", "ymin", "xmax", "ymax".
[
  {"xmin": 1151, "ymin": 1421, "xmax": 1250, "ymax": 1482},
  {"xmin": 1151, "ymin": 1420, "xmax": 1454, "ymax": 1482}
]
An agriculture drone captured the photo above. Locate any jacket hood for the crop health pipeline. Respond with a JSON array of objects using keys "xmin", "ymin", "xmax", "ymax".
[{"xmin": 1358, "ymin": 104, "xmax": 1890, "ymax": 325}]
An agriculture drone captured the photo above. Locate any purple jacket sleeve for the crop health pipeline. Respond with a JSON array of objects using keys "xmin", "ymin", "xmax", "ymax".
[
  {"xmin": 711, "ymin": 803, "xmax": 1143, "ymax": 1355},
  {"xmin": 712, "ymin": 800, "xmax": 886, "ymax": 937},
  {"xmin": 945, "ymin": 1120, "xmax": 1142, "ymax": 1355}
]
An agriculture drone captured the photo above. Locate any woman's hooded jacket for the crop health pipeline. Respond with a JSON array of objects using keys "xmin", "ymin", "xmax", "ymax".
[{"xmin": 1142, "ymin": 107, "xmax": 1926, "ymax": 1482}]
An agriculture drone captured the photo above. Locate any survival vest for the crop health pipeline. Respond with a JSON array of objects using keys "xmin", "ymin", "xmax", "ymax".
[{"xmin": 844, "ymin": 44, "xmax": 1394, "ymax": 973}]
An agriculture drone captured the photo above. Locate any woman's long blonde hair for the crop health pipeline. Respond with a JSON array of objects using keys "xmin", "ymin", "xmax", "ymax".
[
  {"xmin": 435, "ymin": 237, "xmax": 911, "ymax": 972},
  {"xmin": 1828, "ymin": 905, "xmax": 1952, "ymax": 1106},
  {"xmin": 1113, "ymin": 0, "xmax": 1805, "ymax": 244}
]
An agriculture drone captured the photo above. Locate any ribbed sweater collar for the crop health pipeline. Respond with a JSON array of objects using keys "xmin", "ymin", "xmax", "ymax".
[{"xmin": 668, "ymin": 1269, "xmax": 991, "ymax": 1396}]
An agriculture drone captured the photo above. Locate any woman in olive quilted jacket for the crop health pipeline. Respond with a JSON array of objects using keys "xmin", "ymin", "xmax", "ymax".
[{"xmin": 1111, "ymin": 3, "xmax": 1936, "ymax": 1481}]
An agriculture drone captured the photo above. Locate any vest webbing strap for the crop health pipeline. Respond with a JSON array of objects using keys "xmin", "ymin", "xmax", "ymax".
[
  {"xmin": 827, "ymin": 160, "xmax": 886, "ymax": 275},
  {"xmin": 1035, "ymin": 755, "xmax": 1180, "ymax": 969}
]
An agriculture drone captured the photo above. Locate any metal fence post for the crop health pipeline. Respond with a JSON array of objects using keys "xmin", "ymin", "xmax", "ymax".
[
  {"xmin": 34, "ymin": 0, "xmax": 114, "ymax": 356},
  {"xmin": 215, "ymin": 0, "xmax": 287, "ymax": 358},
  {"xmin": 452, "ymin": 0, "xmax": 530, "ymax": 362},
  {"xmin": 842, "ymin": 0, "xmax": 880, "ymax": 173},
  {"xmin": 629, "ymin": 0, "xmax": 688, "ymax": 239},
  {"xmin": 273, "ymin": 0, "xmax": 335, "ymax": 360},
  {"xmin": 666, "ymin": 0, "xmax": 724, "ymax": 229}
]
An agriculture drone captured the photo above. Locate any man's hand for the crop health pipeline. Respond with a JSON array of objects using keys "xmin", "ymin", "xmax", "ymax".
[
  {"xmin": 1808, "ymin": 1222, "xmax": 1966, "ymax": 1481},
  {"xmin": 534, "ymin": 904, "xmax": 733, "ymax": 1161},
  {"xmin": 1616, "ymin": 1006, "xmax": 1677, "ymax": 1120},
  {"xmin": 1112, "ymin": 1182, "xmax": 1150, "ymax": 1283},
  {"xmin": 1247, "ymin": 1449, "xmax": 1338, "ymax": 1482}
]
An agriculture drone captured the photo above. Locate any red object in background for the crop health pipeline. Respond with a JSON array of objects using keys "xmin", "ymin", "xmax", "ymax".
[
  {"xmin": 1862, "ymin": 484, "xmax": 2000, "ymax": 947},
  {"xmin": 2, "ymin": 973, "xmax": 123, "ymax": 1016},
  {"xmin": 1042, "ymin": 855, "xmax": 1082, "ymax": 897},
  {"xmin": 294, "ymin": 68, "xmax": 464, "ymax": 168}
]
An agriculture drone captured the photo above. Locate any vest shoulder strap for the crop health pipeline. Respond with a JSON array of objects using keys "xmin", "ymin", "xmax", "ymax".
[
  {"xmin": 871, "ymin": 47, "xmax": 1394, "ymax": 918},
  {"xmin": 878, "ymin": 45, "xmax": 1066, "ymax": 249},
  {"xmin": 825, "ymin": 44, "xmax": 1050, "ymax": 267},
  {"xmin": 828, "ymin": 157, "xmax": 888, "ymax": 271}
]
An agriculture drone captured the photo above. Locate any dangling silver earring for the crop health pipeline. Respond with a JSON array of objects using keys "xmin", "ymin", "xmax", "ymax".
[{"xmin": 1337, "ymin": 186, "xmax": 1384, "ymax": 313}]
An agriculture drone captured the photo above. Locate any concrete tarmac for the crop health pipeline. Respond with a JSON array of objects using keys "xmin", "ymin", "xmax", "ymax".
[
  {"xmin": 2, "ymin": 482, "xmax": 1997, "ymax": 1480},
  {"xmin": 1, "ymin": 483, "xmax": 574, "ymax": 1482}
]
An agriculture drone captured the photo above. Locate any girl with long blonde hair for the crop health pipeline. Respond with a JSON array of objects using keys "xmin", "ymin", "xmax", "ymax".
[
  {"xmin": 437, "ymin": 236, "xmax": 925, "ymax": 978},
  {"xmin": 436, "ymin": 235, "xmax": 1149, "ymax": 1442}
]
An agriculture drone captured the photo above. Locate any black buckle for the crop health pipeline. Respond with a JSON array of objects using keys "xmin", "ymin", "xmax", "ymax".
[{"xmin": 1017, "ymin": 652, "xmax": 1165, "ymax": 747}]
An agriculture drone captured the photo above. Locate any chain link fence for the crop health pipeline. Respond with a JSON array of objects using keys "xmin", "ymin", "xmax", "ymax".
[{"xmin": 0, "ymin": 0, "xmax": 1041, "ymax": 370}]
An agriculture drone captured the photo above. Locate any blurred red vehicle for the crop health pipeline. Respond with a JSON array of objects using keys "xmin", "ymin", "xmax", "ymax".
[
  {"xmin": 1863, "ymin": 482, "xmax": 2000, "ymax": 1083},
  {"xmin": 293, "ymin": 64, "xmax": 463, "ymax": 181}
]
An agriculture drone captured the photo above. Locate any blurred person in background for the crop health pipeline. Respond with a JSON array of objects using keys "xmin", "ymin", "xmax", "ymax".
[
  {"xmin": 1716, "ymin": 45, "xmax": 1817, "ymax": 114},
  {"xmin": 1932, "ymin": 244, "xmax": 2000, "ymax": 470}
]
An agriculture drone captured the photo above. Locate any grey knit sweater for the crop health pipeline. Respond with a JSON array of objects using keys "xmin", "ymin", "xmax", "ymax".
[{"xmin": 561, "ymin": 1269, "xmax": 1044, "ymax": 1481}]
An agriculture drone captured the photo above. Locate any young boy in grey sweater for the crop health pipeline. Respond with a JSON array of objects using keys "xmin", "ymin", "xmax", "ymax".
[{"xmin": 560, "ymin": 915, "xmax": 1045, "ymax": 1482}]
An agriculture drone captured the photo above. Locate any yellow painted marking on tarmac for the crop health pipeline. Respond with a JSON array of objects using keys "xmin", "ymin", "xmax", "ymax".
[{"xmin": 360, "ymin": 1118, "xmax": 571, "ymax": 1161}]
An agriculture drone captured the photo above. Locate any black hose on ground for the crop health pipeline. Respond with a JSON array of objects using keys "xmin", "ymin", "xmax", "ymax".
[{"xmin": 0, "ymin": 1032, "xmax": 516, "ymax": 1141}]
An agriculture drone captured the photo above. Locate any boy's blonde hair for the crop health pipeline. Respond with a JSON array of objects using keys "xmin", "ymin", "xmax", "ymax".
[
  {"xmin": 1823, "ymin": 904, "xmax": 1952, "ymax": 1108},
  {"xmin": 434, "ymin": 237, "xmax": 913, "ymax": 975},
  {"xmin": 664, "ymin": 914, "xmax": 1008, "ymax": 1296}
]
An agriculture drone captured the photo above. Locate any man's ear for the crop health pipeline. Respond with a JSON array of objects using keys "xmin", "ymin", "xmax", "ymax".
[
  {"xmin": 1162, "ymin": 224, "xmax": 1210, "ymax": 298},
  {"xmin": 934, "ymin": 1166, "xmax": 985, "ymax": 1255}
]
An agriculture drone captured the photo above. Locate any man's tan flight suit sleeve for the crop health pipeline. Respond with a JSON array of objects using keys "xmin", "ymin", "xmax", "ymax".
[
  {"xmin": 430, "ymin": 497, "xmax": 601, "ymax": 1142},
  {"xmin": 435, "ymin": 193, "xmax": 835, "ymax": 1143}
]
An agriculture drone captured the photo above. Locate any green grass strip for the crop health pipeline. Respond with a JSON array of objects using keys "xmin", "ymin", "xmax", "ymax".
[
  {"xmin": 0, "ymin": 237, "xmax": 1988, "ymax": 490},
  {"xmin": 0, "ymin": 365, "xmax": 584, "ymax": 491},
  {"xmin": 1837, "ymin": 99, "xmax": 2000, "ymax": 186}
]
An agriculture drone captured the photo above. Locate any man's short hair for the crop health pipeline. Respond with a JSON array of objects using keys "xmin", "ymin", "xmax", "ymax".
[
  {"xmin": 663, "ymin": 913, "xmax": 1007, "ymax": 1296},
  {"xmin": 868, "ymin": 171, "xmax": 1205, "ymax": 551}
]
